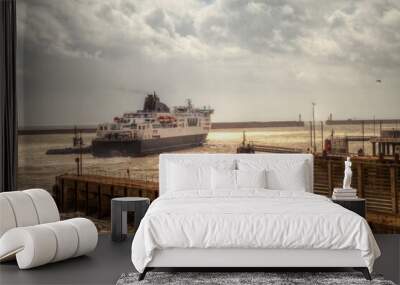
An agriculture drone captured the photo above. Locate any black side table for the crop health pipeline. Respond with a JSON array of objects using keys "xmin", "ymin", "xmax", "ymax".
[
  {"xmin": 331, "ymin": 198, "xmax": 366, "ymax": 218},
  {"xmin": 111, "ymin": 197, "xmax": 150, "ymax": 242}
]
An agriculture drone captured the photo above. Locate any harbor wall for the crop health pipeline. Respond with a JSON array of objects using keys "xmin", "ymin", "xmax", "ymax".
[
  {"xmin": 314, "ymin": 155, "xmax": 400, "ymax": 233},
  {"xmin": 20, "ymin": 118, "xmax": 399, "ymax": 135},
  {"xmin": 18, "ymin": 121, "xmax": 306, "ymax": 135},
  {"xmin": 18, "ymin": 127, "xmax": 97, "ymax": 135},
  {"xmin": 54, "ymin": 155, "xmax": 400, "ymax": 233},
  {"xmin": 326, "ymin": 119, "xmax": 400, "ymax": 125},
  {"xmin": 54, "ymin": 174, "xmax": 158, "ymax": 219},
  {"xmin": 211, "ymin": 121, "xmax": 304, "ymax": 129}
]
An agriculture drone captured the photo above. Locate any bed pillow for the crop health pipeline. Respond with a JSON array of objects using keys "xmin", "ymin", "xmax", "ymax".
[
  {"xmin": 238, "ymin": 159, "xmax": 309, "ymax": 191},
  {"xmin": 167, "ymin": 163, "xmax": 210, "ymax": 191},
  {"xmin": 167, "ymin": 160, "xmax": 236, "ymax": 191},
  {"xmin": 266, "ymin": 161, "xmax": 308, "ymax": 191},
  {"xmin": 211, "ymin": 168, "xmax": 237, "ymax": 190},
  {"xmin": 236, "ymin": 169, "xmax": 267, "ymax": 189}
]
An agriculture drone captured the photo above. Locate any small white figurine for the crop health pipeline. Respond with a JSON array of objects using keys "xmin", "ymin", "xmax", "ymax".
[{"xmin": 343, "ymin": 156, "xmax": 352, "ymax": 189}]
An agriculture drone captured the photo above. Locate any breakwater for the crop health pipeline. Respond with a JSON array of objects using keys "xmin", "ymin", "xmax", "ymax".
[
  {"xmin": 18, "ymin": 121, "xmax": 305, "ymax": 135},
  {"xmin": 211, "ymin": 121, "xmax": 304, "ymax": 129},
  {"xmin": 18, "ymin": 127, "xmax": 97, "ymax": 135},
  {"xmin": 326, "ymin": 119, "xmax": 400, "ymax": 125}
]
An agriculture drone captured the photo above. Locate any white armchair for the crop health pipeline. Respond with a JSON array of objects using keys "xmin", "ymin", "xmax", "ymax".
[{"xmin": 0, "ymin": 189, "xmax": 98, "ymax": 269}]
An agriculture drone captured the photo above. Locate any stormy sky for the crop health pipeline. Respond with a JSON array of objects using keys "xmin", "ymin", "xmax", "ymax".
[{"xmin": 17, "ymin": 0, "xmax": 400, "ymax": 127}]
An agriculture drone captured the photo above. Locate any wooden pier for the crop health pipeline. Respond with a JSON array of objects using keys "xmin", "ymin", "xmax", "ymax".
[
  {"xmin": 329, "ymin": 136, "xmax": 374, "ymax": 155},
  {"xmin": 236, "ymin": 133, "xmax": 304, "ymax": 154},
  {"xmin": 251, "ymin": 144, "xmax": 303, "ymax": 153},
  {"xmin": 53, "ymin": 155, "xmax": 400, "ymax": 233},
  {"xmin": 237, "ymin": 144, "xmax": 303, "ymax": 154},
  {"xmin": 314, "ymin": 155, "xmax": 400, "ymax": 232},
  {"xmin": 54, "ymin": 174, "xmax": 158, "ymax": 218},
  {"xmin": 370, "ymin": 130, "xmax": 400, "ymax": 157}
]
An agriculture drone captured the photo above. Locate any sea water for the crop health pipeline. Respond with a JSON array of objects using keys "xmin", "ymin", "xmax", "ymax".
[{"xmin": 17, "ymin": 124, "xmax": 397, "ymax": 191}]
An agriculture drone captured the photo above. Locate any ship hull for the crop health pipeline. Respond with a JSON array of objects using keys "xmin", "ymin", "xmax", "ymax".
[{"xmin": 91, "ymin": 134, "xmax": 208, "ymax": 157}]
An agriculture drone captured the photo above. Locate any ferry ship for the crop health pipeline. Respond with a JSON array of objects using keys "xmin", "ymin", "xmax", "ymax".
[{"xmin": 91, "ymin": 93, "xmax": 214, "ymax": 157}]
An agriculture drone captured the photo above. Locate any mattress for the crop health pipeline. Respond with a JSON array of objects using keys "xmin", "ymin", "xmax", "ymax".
[{"xmin": 131, "ymin": 190, "xmax": 380, "ymax": 273}]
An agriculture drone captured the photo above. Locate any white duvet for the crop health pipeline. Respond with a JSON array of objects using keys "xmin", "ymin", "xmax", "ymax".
[{"xmin": 131, "ymin": 190, "xmax": 380, "ymax": 273}]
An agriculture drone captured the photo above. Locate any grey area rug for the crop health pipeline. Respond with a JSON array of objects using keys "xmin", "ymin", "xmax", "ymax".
[{"xmin": 116, "ymin": 272, "xmax": 395, "ymax": 285}]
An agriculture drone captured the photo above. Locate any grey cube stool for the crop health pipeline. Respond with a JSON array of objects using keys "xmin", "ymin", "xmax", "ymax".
[{"xmin": 111, "ymin": 197, "xmax": 150, "ymax": 242}]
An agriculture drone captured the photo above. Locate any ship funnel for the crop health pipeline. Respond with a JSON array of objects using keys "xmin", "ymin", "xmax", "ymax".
[{"xmin": 187, "ymin": 99, "xmax": 192, "ymax": 110}]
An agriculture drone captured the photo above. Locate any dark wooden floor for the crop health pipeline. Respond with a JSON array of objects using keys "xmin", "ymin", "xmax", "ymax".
[{"xmin": 0, "ymin": 234, "xmax": 399, "ymax": 285}]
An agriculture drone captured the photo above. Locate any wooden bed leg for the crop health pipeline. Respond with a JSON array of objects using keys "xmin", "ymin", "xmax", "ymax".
[
  {"xmin": 138, "ymin": 268, "xmax": 147, "ymax": 281},
  {"xmin": 354, "ymin": 267, "xmax": 371, "ymax": 280}
]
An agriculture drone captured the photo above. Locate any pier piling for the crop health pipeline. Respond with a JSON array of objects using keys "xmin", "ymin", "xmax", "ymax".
[
  {"xmin": 314, "ymin": 155, "xmax": 400, "ymax": 232},
  {"xmin": 54, "ymin": 174, "xmax": 159, "ymax": 218},
  {"xmin": 53, "ymin": 157, "xmax": 399, "ymax": 232}
]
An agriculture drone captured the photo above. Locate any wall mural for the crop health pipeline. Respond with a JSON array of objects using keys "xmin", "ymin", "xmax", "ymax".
[{"xmin": 16, "ymin": 0, "xmax": 400, "ymax": 232}]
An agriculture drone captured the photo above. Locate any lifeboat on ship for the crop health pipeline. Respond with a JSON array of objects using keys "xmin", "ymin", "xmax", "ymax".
[
  {"xmin": 158, "ymin": 116, "xmax": 167, "ymax": 123},
  {"xmin": 158, "ymin": 115, "xmax": 176, "ymax": 123}
]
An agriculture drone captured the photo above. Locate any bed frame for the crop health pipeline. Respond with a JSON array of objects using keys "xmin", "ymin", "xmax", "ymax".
[
  {"xmin": 139, "ymin": 248, "xmax": 370, "ymax": 280},
  {"xmin": 139, "ymin": 154, "xmax": 372, "ymax": 281}
]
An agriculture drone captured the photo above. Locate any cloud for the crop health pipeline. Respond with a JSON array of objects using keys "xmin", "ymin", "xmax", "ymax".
[
  {"xmin": 17, "ymin": 0, "xmax": 400, "ymax": 68},
  {"xmin": 281, "ymin": 5, "xmax": 294, "ymax": 16},
  {"xmin": 298, "ymin": 36, "xmax": 343, "ymax": 58},
  {"xmin": 16, "ymin": 0, "xmax": 400, "ymax": 126},
  {"xmin": 323, "ymin": 1, "xmax": 400, "ymax": 68}
]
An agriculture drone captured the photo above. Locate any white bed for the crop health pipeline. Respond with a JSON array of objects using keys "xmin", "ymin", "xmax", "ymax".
[{"xmin": 131, "ymin": 154, "xmax": 380, "ymax": 280}]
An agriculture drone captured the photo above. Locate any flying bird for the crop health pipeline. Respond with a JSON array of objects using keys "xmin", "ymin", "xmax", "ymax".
[{"xmin": 376, "ymin": 79, "xmax": 382, "ymax": 83}]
